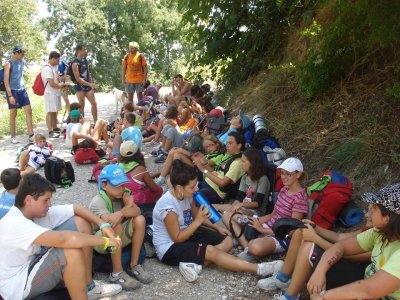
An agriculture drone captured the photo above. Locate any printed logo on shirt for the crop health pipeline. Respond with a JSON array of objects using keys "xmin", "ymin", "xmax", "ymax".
[{"xmin": 183, "ymin": 209, "xmax": 192, "ymax": 226}]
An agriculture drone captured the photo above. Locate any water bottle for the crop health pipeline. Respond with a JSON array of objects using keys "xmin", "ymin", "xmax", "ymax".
[{"xmin": 193, "ymin": 192, "xmax": 222, "ymax": 224}]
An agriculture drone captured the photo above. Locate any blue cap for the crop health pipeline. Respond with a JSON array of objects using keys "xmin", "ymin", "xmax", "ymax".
[
  {"xmin": 239, "ymin": 111, "xmax": 251, "ymax": 130},
  {"xmin": 12, "ymin": 45, "xmax": 25, "ymax": 53},
  {"xmin": 98, "ymin": 165, "xmax": 129, "ymax": 191}
]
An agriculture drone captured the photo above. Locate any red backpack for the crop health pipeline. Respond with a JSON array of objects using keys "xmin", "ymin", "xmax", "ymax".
[
  {"xmin": 74, "ymin": 148, "xmax": 100, "ymax": 165},
  {"xmin": 307, "ymin": 170, "xmax": 353, "ymax": 229},
  {"xmin": 32, "ymin": 65, "xmax": 51, "ymax": 96}
]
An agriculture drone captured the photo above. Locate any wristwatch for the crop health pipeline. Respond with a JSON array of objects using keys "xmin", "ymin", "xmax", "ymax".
[{"xmin": 203, "ymin": 169, "xmax": 208, "ymax": 174}]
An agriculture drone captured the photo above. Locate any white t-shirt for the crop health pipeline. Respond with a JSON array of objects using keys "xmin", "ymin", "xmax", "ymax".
[
  {"xmin": 41, "ymin": 64, "xmax": 60, "ymax": 96},
  {"xmin": 0, "ymin": 205, "xmax": 74, "ymax": 300},
  {"xmin": 65, "ymin": 122, "xmax": 82, "ymax": 148},
  {"xmin": 152, "ymin": 191, "xmax": 192, "ymax": 260}
]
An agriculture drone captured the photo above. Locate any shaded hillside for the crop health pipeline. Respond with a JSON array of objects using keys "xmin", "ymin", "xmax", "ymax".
[{"xmin": 227, "ymin": 41, "xmax": 400, "ymax": 198}]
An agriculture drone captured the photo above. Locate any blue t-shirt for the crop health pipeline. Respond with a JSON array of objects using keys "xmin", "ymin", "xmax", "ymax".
[
  {"xmin": 121, "ymin": 126, "xmax": 143, "ymax": 149},
  {"xmin": 218, "ymin": 129, "xmax": 238, "ymax": 144},
  {"xmin": 8, "ymin": 60, "xmax": 24, "ymax": 90},
  {"xmin": 0, "ymin": 191, "xmax": 15, "ymax": 219},
  {"xmin": 58, "ymin": 58, "xmax": 69, "ymax": 76}
]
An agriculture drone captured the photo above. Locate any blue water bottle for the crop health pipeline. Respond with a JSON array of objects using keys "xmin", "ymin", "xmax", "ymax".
[{"xmin": 193, "ymin": 191, "xmax": 222, "ymax": 224}]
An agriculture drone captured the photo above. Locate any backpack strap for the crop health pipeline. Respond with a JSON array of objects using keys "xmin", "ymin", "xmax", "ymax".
[
  {"xmin": 216, "ymin": 152, "xmax": 242, "ymax": 174},
  {"xmin": 100, "ymin": 190, "xmax": 114, "ymax": 213}
]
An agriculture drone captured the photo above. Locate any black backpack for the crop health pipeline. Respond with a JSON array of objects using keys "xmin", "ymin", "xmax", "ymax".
[
  {"xmin": 217, "ymin": 153, "xmax": 243, "ymax": 199},
  {"xmin": 44, "ymin": 157, "xmax": 75, "ymax": 187}
]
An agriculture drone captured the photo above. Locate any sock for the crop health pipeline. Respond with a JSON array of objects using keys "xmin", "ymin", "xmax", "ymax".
[
  {"xmin": 276, "ymin": 271, "xmax": 291, "ymax": 283},
  {"xmin": 87, "ymin": 280, "xmax": 95, "ymax": 291},
  {"xmin": 283, "ymin": 292, "xmax": 298, "ymax": 300},
  {"xmin": 111, "ymin": 271, "xmax": 123, "ymax": 278}
]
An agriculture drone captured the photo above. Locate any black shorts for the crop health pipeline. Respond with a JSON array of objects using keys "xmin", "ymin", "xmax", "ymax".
[
  {"xmin": 310, "ymin": 244, "xmax": 369, "ymax": 290},
  {"xmin": 161, "ymin": 226, "xmax": 227, "ymax": 266}
]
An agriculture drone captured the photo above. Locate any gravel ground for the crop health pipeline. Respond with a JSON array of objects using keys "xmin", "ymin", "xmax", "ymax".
[{"xmin": 0, "ymin": 93, "xmax": 279, "ymax": 300}]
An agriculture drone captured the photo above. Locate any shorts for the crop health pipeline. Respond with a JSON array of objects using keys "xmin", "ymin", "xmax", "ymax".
[
  {"xmin": 74, "ymin": 84, "xmax": 92, "ymax": 92},
  {"xmin": 161, "ymin": 226, "xmax": 227, "ymax": 266},
  {"xmin": 94, "ymin": 218, "xmax": 134, "ymax": 254},
  {"xmin": 6, "ymin": 89, "xmax": 31, "ymax": 109},
  {"xmin": 23, "ymin": 218, "xmax": 77, "ymax": 299},
  {"xmin": 309, "ymin": 244, "xmax": 368, "ymax": 290},
  {"xmin": 261, "ymin": 224, "xmax": 290, "ymax": 254},
  {"xmin": 125, "ymin": 83, "xmax": 144, "ymax": 94},
  {"xmin": 44, "ymin": 93, "xmax": 62, "ymax": 113},
  {"xmin": 27, "ymin": 159, "xmax": 42, "ymax": 171}
]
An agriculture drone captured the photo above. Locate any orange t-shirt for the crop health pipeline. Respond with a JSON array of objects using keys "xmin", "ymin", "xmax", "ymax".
[{"xmin": 123, "ymin": 53, "xmax": 147, "ymax": 83}]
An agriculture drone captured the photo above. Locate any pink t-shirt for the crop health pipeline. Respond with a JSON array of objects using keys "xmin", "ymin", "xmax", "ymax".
[{"xmin": 266, "ymin": 186, "xmax": 308, "ymax": 228}]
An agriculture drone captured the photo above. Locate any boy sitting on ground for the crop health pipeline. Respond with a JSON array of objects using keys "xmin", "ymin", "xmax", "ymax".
[
  {"xmin": 0, "ymin": 173, "xmax": 123, "ymax": 299},
  {"xmin": 0, "ymin": 168, "xmax": 21, "ymax": 218},
  {"xmin": 19, "ymin": 133, "xmax": 51, "ymax": 176},
  {"xmin": 89, "ymin": 165, "xmax": 153, "ymax": 291}
]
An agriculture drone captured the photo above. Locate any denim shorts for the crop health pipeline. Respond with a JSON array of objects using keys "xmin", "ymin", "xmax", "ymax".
[
  {"xmin": 125, "ymin": 83, "xmax": 144, "ymax": 93},
  {"xmin": 7, "ymin": 89, "xmax": 31, "ymax": 109}
]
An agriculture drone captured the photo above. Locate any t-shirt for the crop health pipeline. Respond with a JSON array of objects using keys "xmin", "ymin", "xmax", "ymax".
[
  {"xmin": 161, "ymin": 124, "xmax": 184, "ymax": 148},
  {"xmin": 238, "ymin": 175, "xmax": 270, "ymax": 211},
  {"xmin": 0, "ymin": 205, "xmax": 74, "ymax": 300},
  {"xmin": 41, "ymin": 64, "xmax": 60, "ymax": 95},
  {"xmin": 205, "ymin": 156, "xmax": 245, "ymax": 199},
  {"xmin": 152, "ymin": 191, "xmax": 192, "ymax": 260},
  {"xmin": 0, "ymin": 191, "xmax": 15, "ymax": 219},
  {"xmin": 123, "ymin": 53, "xmax": 147, "ymax": 83},
  {"xmin": 121, "ymin": 126, "xmax": 143, "ymax": 149},
  {"xmin": 218, "ymin": 129, "xmax": 238, "ymax": 144},
  {"xmin": 27, "ymin": 144, "xmax": 51, "ymax": 169},
  {"xmin": 145, "ymin": 85, "xmax": 159, "ymax": 101},
  {"xmin": 89, "ymin": 194, "xmax": 123, "ymax": 219},
  {"xmin": 357, "ymin": 228, "xmax": 400, "ymax": 299},
  {"xmin": 65, "ymin": 122, "xmax": 82, "ymax": 148},
  {"xmin": 266, "ymin": 186, "xmax": 308, "ymax": 228}
]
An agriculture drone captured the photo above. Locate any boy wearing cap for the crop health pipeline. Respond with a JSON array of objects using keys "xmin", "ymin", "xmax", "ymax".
[
  {"xmin": 217, "ymin": 112, "xmax": 251, "ymax": 144},
  {"xmin": 89, "ymin": 165, "xmax": 153, "ymax": 291},
  {"xmin": 3, "ymin": 45, "xmax": 34, "ymax": 144},
  {"xmin": 41, "ymin": 50, "xmax": 66, "ymax": 138},
  {"xmin": 122, "ymin": 41, "xmax": 148, "ymax": 102},
  {"xmin": 0, "ymin": 173, "xmax": 123, "ymax": 300}
]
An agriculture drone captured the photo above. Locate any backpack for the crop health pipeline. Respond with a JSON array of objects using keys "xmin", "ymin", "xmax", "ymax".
[
  {"xmin": 0, "ymin": 63, "xmax": 12, "ymax": 92},
  {"xmin": 253, "ymin": 132, "xmax": 285, "ymax": 165},
  {"xmin": 243, "ymin": 122, "xmax": 255, "ymax": 147},
  {"xmin": 216, "ymin": 153, "xmax": 243, "ymax": 199},
  {"xmin": 307, "ymin": 170, "xmax": 353, "ymax": 229},
  {"xmin": 74, "ymin": 148, "xmax": 100, "ymax": 165},
  {"xmin": 263, "ymin": 163, "xmax": 284, "ymax": 214},
  {"xmin": 32, "ymin": 65, "xmax": 51, "ymax": 96},
  {"xmin": 88, "ymin": 158, "xmax": 112, "ymax": 183},
  {"xmin": 124, "ymin": 53, "xmax": 144, "ymax": 73},
  {"xmin": 206, "ymin": 114, "xmax": 227, "ymax": 136},
  {"xmin": 44, "ymin": 157, "xmax": 75, "ymax": 187},
  {"xmin": 66, "ymin": 59, "xmax": 88, "ymax": 84}
]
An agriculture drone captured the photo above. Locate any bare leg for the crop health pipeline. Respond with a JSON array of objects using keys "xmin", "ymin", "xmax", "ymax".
[
  {"xmin": 127, "ymin": 92, "xmax": 134, "ymax": 103},
  {"xmin": 248, "ymin": 236, "xmax": 277, "ymax": 257},
  {"xmin": 19, "ymin": 150, "xmax": 29, "ymax": 169},
  {"xmin": 9, "ymin": 108, "xmax": 17, "ymax": 137},
  {"xmin": 213, "ymin": 236, "xmax": 233, "ymax": 253},
  {"xmin": 91, "ymin": 119, "xmax": 108, "ymax": 144},
  {"xmin": 74, "ymin": 216, "xmax": 95, "ymax": 284},
  {"xmin": 159, "ymin": 149, "xmax": 177, "ymax": 177},
  {"xmin": 130, "ymin": 215, "xmax": 146, "ymax": 267},
  {"xmin": 110, "ymin": 224, "xmax": 124, "ymax": 273},
  {"xmin": 63, "ymin": 248, "xmax": 89, "ymax": 300},
  {"xmin": 280, "ymin": 229, "xmax": 303, "ymax": 276},
  {"xmin": 221, "ymin": 212, "xmax": 249, "ymax": 248},
  {"xmin": 85, "ymin": 90, "xmax": 98, "ymax": 123},
  {"xmin": 20, "ymin": 165, "xmax": 36, "ymax": 176},
  {"xmin": 75, "ymin": 91, "xmax": 86, "ymax": 118},
  {"xmin": 23, "ymin": 104, "xmax": 34, "ymax": 135},
  {"xmin": 163, "ymin": 138, "xmax": 172, "ymax": 152}
]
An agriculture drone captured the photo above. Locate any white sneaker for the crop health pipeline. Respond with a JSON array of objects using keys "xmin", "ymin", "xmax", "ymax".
[
  {"xmin": 179, "ymin": 262, "xmax": 202, "ymax": 282},
  {"xmin": 257, "ymin": 260, "xmax": 284, "ymax": 277},
  {"xmin": 87, "ymin": 280, "xmax": 122, "ymax": 299},
  {"xmin": 10, "ymin": 137, "xmax": 19, "ymax": 144},
  {"xmin": 237, "ymin": 248, "xmax": 256, "ymax": 263},
  {"xmin": 155, "ymin": 176, "xmax": 166, "ymax": 185},
  {"xmin": 257, "ymin": 272, "xmax": 290, "ymax": 292}
]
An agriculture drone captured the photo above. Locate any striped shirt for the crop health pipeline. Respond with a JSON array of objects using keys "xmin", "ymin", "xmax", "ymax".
[{"xmin": 266, "ymin": 186, "xmax": 308, "ymax": 228}]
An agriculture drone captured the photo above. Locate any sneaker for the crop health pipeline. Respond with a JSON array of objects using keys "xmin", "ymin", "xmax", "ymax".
[
  {"xmin": 48, "ymin": 131, "xmax": 60, "ymax": 138},
  {"xmin": 127, "ymin": 264, "xmax": 153, "ymax": 284},
  {"xmin": 144, "ymin": 241, "xmax": 156, "ymax": 258},
  {"xmin": 87, "ymin": 280, "xmax": 122, "ymax": 299},
  {"xmin": 271, "ymin": 292, "xmax": 299, "ymax": 300},
  {"xmin": 155, "ymin": 152, "xmax": 167, "ymax": 163},
  {"xmin": 155, "ymin": 176, "xmax": 166, "ymax": 185},
  {"xmin": 53, "ymin": 127, "xmax": 61, "ymax": 133},
  {"xmin": 257, "ymin": 260, "xmax": 284, "ymax": 277},
  {"xmin": 108, "ymin": 271, "xmax": 142, "ymax": 290},
  {"xmin": 237, "ymin": 248, "xmax": 256, "ymax": 263},
  {"xmin": 257, "ymin": 273, "xmax": 290, "ymax": 292},
  {"xmin": 150, "ymin": 145, "xmax": 161, "ymax": 156},
  {"xmin": 179, "ymin": 262, "xmax": 202, "ymax": 282},
  {"xmin": 10, "ymin": 137, "xmax": 19, "ymax": 144}
]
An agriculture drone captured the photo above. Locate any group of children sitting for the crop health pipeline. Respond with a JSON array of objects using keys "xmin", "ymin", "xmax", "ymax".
[{"xmin": 1, "ymin": 77, "xmax": 400, "ymax": 300}]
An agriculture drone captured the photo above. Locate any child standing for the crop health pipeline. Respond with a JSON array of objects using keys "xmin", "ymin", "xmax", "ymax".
[
  {"xmin": 238, "ymin": 157, "xmax": 308, "ymax": 261},
  {"xmin": 19, "ymin": 133, "xmax": 51, "ymax": 176},
  {"xmin": 89, "ymin": 165, "xmax": 153, "ymax": 291}
]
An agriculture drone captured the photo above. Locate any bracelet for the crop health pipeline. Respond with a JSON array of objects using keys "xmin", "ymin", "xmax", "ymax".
[
  {"xmin": 102, "ymin": 237, "xmax": 110, "ymax": 250},
  {"xmin": 100, "ymin": 223, "xmax": 111, "ymax": 230},
  {"xmin": 320, "ymin": 289, "xmax": 327, "ymax": 300}
]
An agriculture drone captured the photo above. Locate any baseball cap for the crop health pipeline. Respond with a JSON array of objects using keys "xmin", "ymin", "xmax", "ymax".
[
  {"xmin": 98, "ymin": 165, "xmax": 129, "ymax": 191},
  {"xmin": 362, "ymin": 183, "xmax": 400, "ymax": 215},
  {"xmin": 239, "ymin": 111, "xmax": 251, "ymax": 130},
  {"xmin": 13, "ymin": 45, "xmax": 25, "ymax": 53},
  {"xmin": 69, "ymin": 110, "xmax": 82, "ymax": 119},
  {"xmin": 278, "ymin": 157, "xmax": 304, "ymax": 173},
  {"xmin": 120, "ymin": 140, "xmax": 138, "ymax": 157},
  {"xmin": 208, "ymin": 108, "xmax": 223, "ymax": 118},
  {"xmin": 129, "ymin": 41, "xmax": 140, "ymax": 49}
]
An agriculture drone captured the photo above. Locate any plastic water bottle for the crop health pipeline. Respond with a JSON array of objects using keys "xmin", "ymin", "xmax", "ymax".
[{"xmin": 193, "ymin": 192, "xmax": 222, "ymax": 224}]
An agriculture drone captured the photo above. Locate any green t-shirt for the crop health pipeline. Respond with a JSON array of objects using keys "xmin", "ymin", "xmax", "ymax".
[{"xmin": 357, "ymin": 228, "xmax": 400, "ymax": 299}]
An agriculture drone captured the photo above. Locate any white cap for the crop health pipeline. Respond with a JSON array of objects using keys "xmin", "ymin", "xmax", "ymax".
[{"xmin": 278, "ymin": 157, "xmax": 303, "ymax": 173}]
